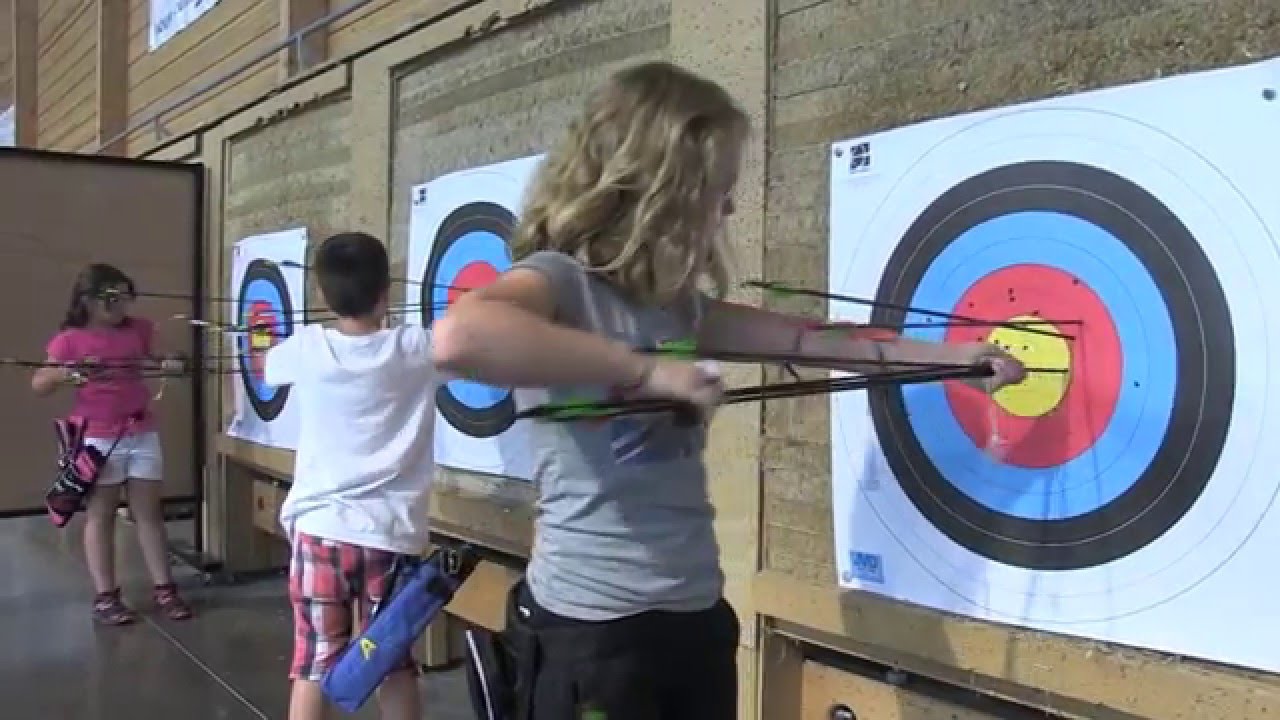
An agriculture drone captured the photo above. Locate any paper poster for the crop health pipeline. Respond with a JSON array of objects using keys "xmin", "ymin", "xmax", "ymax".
[
  {"xmin": 0, "ymin": 107, "xmax": 14, "ymax": 147},
  {"xmin": 225, "ymin": 227, "xmax": 307, "ymax": 450},
  {"xmin": 405, "ymin": 154, "xmax": 545, "ymax": 480},
  {"xmin": 828, "ymin": 57, "xmax": 1280, "ymax": 672},
  {"xmin": 150, "ymin": 0, "xmax": 221, "ymax": 51}
]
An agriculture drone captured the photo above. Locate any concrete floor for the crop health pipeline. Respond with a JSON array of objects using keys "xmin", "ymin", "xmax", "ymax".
[{"xmin": 0, "ymin": 515, "xmax": 473, "ymax": 719}]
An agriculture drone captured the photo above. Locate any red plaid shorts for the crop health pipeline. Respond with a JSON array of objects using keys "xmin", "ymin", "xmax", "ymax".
[{"xmin": 288, "ymin": 532, "xmax": 417, "ymax": 681}]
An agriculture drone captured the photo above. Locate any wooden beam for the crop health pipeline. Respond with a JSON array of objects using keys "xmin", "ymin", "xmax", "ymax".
[
  {"xmin": 10, "ymin": 0, "xmax": 35, "ymax": 146},
  {"xmin": 278, "ymin": 0, "xmax": 329, "ymax": 82},
  {"xmin": 759, "ymin": 630, "xmax": 804, "ymax": 720},
  {"xmin": 670, "ymin": 0, "xmax": 770, "ymax": 651},
  {"xmin": 97, "ymin": 0, "xmax": 129, "ymax": 155}
]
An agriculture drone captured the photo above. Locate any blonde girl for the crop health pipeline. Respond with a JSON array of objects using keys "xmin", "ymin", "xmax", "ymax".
[{"xmin": 434, "ymin": 62, "xmax": 1023, "ymax": 719}]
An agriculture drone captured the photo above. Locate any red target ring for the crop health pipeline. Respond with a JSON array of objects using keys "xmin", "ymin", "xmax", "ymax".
[
  {"xmin": 941, "ymin": 264, "xmax": 1122, "ymax": 468},
  {"xmin": 449, "ymin": 261, "xmax": 500, "ymax": 304},
  {"xmin": 247, "ymin": 300, "xmax": 280, "ymax": 382}
]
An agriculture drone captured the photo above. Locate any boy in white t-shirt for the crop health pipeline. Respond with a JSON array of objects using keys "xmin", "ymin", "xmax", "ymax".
[{"xmin": 263, "ymin": 231, "xmax": 438, "ymax": 720}]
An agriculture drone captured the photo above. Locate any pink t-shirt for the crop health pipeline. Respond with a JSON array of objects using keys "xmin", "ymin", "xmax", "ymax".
[{"xmin": 46, "ymin": 317, "xmax": 157, "ymax": 439}]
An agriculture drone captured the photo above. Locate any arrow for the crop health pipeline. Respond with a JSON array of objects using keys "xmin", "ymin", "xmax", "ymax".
[
  {"xmin": 515, "ymin": 365, "xmax": 993, "ymax": 423},
  {"xmin": 745, "ymin": 280, "xmax": 1076, "ymax": 340}
]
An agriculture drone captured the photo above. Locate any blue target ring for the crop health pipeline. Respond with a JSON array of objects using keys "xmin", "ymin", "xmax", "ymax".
[
  {"xmin": 900, "ymin": 210, "xmax": 1176, "ymax": 520},
  {"xmin": 867, "ymin": 161, "xmax": 1234, "ymax": 571},
  {"xmin": 420, "ymin": 202, "xmax": 518, "ymax": 439},
  {"xmin": 236, "ymin": 259, "xmax": 294, "ymax": 422}
]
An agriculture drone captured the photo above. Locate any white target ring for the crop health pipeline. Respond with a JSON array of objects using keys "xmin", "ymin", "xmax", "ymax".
[{"xmin": 831, "ymin": 103, "xmax": 1280, "ymax": 625}]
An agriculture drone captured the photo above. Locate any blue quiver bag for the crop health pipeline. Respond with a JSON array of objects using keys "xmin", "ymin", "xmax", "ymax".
[{"xmin": 321, "ymin": 544, "xmax": 479, "ymax": 713}]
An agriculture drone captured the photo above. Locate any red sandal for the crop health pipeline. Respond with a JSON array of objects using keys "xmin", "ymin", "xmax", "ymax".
[
  {"xmin": 152, "ymin": 583, "xmax": 193, "ymax": 620},
  {"xmin": 92, "ymin": 589, "xmax": 138, "ymax": 626}
]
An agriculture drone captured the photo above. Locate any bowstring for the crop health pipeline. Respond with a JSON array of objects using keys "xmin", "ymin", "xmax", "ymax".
[{"xmin": 44, "ymin": 277, "xmax": 1074, "ymax": 425}]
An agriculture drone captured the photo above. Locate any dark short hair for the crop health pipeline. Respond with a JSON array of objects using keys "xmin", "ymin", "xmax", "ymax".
[{"xmin": 314, "ymin": 232, "xmax": 391, "ymax": 318}]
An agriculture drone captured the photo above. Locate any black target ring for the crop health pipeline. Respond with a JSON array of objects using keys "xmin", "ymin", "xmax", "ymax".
[
  {"xmin": 868, "ymin": 160, "xmax": 1235, "ymax": 571},
  {"xmin": 237, "ymin": 259, "xmax": 294, "ymax": 423},
  {"xmin": 420, "ymin": 201, "xmax": 518, "ymax": 439}
]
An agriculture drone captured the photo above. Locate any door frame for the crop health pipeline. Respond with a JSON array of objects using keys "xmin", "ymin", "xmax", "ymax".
[{"xmin": 0, "ymin": 147, "xmax": 208, "ymax": 561}]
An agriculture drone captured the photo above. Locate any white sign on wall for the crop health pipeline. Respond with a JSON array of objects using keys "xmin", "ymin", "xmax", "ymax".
[
  {"xmin": 149, "ymin": 0, "xmax": 221, "ymax": 51},
  {"xmin": 0, "ymin": 107, "xmax": 13, "ymax": 147}
]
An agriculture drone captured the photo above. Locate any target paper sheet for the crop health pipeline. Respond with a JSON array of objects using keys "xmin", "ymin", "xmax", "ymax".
[
  {"xmin": 406, "ymin": 154, "xmax": 546, "ymax": 481},
  {"xmin": 225, "ymin": 227, "xmax": 307, "ymax": 450},
  {"xmin": 829, "ymin": 57, "xmax": 1280, "ymax": 672}
]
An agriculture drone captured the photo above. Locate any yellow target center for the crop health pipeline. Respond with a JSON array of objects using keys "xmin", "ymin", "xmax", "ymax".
[
  {"xmin": 986, "ymin": 315, "xmax": 1070, "ymax": 417},
  {"xmin": 250, "ymin": 329, "xmax": 272, "ymax": 352}
]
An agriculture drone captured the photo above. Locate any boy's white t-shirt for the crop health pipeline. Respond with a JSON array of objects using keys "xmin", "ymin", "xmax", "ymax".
[{"xmin": 263, "ymin": 323, "xmax": 438, "ymax": 554}]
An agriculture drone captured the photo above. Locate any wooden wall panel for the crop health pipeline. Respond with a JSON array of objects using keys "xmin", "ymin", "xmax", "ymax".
[
  {"xmin": 124, "ymin": 0, "xmax": 279, "ymax": 155},
  {"xmin": 37, "ymin": 0, "xmax": 97, "ymax": 151},
  {"xmin": 388, "ymin": 0, "xmax": 671, "ymax": 553},
  {"xmin": 132, "ymin": 55, "xmax": 277, "ymax": 154},
  {"xmin": 327, "ymin": 0, "xmax": 467, "ymax": 60},
  {"xmin": 126, "ymin": 0, "xmax": 143, "ymax": 60}
]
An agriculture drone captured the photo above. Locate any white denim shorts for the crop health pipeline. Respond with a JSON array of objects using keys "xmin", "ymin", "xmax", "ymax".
[{"xmin": 84, "ymin": 431, "xmax": 164, "ymax": 485}]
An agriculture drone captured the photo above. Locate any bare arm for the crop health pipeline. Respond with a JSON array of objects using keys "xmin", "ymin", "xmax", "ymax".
[
  {"xmin": 697, "ymin": 298, "xmax": 972, "ymax": 373},
  {"xmin": 32, "ymin": 357, "xmax": 79, "ymax": 396},
  {"xmin": 431, "ymin": 268, "xmax": 653, "ymax": 388}
]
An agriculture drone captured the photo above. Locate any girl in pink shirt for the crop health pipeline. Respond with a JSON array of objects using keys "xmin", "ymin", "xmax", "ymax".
[{"xmin": 32, "ymin": 263, "xmax": 193, "ymax": 625}]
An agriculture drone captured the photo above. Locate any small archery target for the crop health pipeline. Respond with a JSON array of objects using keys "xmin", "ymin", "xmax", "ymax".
[
  {"xmin": 237, "ymin": 259, "xmax": 293, "ymax": 422},
  {"xmin": 419, "ymin": 202, "xmax": 517, "ymax": 439},
  {"xmin": 830, "ymin": 92, "xmax": 1280, "ymax": 633},
  {"xmin": 406, "ymin": 155, "xmax": 543, "ymax": 481}
]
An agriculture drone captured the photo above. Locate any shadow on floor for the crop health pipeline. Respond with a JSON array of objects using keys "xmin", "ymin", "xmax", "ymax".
[{"xmin": 0, "ymin": 516, "xmax": 473, "ymax": 719}]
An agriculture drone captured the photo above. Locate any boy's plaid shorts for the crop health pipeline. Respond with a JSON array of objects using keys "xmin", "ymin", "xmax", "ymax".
[{"xmin": 288, "ymin": 532, "xmax": 417, "ymax": 681}]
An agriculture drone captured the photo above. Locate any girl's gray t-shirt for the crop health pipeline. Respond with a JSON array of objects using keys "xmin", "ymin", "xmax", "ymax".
[{"xmin": 511, "ymin": 250, "xmax": 724, "ymax": 621}]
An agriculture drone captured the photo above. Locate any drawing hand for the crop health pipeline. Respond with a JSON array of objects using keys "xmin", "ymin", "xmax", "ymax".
[
  {"xmin": 62, "ymin": 363, "xmax": 89, "ymax": 387},
  {"xmin": 160, "ymin": 354, "xmax": 187, "ymax": 374},
  {"xmin": 636, "ymin": 357, "xmax": 726, "ymax": 416},
  {"xmin": 955, "ymin": 342, "xmax": 1026, "ymax": 393}
]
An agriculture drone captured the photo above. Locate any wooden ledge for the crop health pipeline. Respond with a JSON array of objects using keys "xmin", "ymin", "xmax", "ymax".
[{"xmin": 753, "ymin": 569, "xmax": 1280, "ymax": 719}]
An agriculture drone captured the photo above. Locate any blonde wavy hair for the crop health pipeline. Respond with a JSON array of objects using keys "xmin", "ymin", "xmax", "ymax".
[{"xmin": 514, "ymin": 61, "xmax": 749, "ymax": 307}]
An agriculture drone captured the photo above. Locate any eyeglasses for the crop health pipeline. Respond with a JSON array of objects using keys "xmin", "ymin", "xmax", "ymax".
[{"xmin": 96, "ymin": 288, "xmax": 136, "ymax": 307}]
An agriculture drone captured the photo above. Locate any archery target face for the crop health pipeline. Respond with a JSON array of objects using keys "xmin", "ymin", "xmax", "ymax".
[
  {"xmin": 237, "ymin": 258, "xmax": 293, "ymax": 422},
  {"xmin": 405, "ymin": 154, "xmax": 543, "ymax": 481},
  {"xmin": 870, "ymin": 160, "xmax": 1233, "ymax": 573},
  {"xmin": 420, "ymin": 201, "xmax": 517, "ymax": 438},
  {"xmin": 829, "ymin": 62, "xmax": 1280, "ymax": 646}
]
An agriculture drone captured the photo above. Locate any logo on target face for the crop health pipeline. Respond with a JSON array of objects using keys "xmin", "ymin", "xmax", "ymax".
[{"xmin": 237, "ymin": 259, "xmax": 295, "ymax": 422}]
